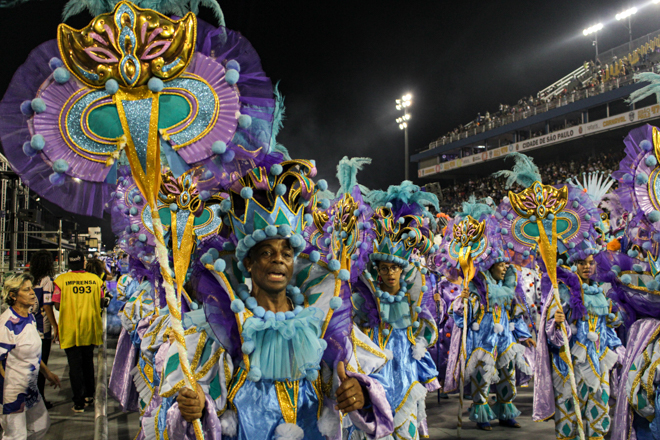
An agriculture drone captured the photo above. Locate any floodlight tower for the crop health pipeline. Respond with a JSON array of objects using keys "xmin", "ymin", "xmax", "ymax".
[{"xmin": 396, "ymin": 94, "xmax": 412, "ymax": 180}]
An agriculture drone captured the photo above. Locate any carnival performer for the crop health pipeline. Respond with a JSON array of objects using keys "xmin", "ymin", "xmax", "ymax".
[
  {"xmin": 537, "ymin": 255, "xmax": 623, "ymax": 440},
  {"xmin": 349, "ymin": 181, "xmax": 440, "ymax": 439},
  {"xmin": 167, "ymin": 159, "xmax": 393, "ymax": 440},
  {"xmin": 440, "ymin": 198, "xmax": 533, "ymax": 431}
]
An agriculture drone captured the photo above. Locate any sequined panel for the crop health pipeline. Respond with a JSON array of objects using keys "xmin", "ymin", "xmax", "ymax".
[
  {"xmin": 123, "ymin": 98, "xmax": 154, "ymax": 172},
  {"xmin": 163, "ymin": 74, "xmax": 219, "ymax": 148},
  {"xmin": 64, "ymin": 89, "xmax": 117, "ymax": 154}
]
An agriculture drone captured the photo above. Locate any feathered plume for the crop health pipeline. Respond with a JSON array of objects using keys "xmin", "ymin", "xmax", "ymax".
[
  {"xmin": 270, "ymin": 82, "xmax": 286, "ymax": 152},
  {"xmin": 0, "ymin": 0, "xmax": 41, "ymax": 6},
  {"xmin": 61, "ymin": 0, "xmax": 225, "ymax": 25},
  {"xmin": 569, "ymin": 171, "xmax": 615, "ymax": 205},
  {"xmin": 492, "ymin": 152, "xmax": 542, "ymax": 189},
  {"xmin": 335, "ymin": 156, "xmax": 372, "ymax": 196},
  {"xmin": 365, "ymin": 180, "xmax": 439, "ymax": 214},
  {"xmin": 627, "ymin": 72, "xmax": 660, "ymax": 105},
  {"xmin": 455, "ymin": 195, "xmax": 495, "ymax": 221}
]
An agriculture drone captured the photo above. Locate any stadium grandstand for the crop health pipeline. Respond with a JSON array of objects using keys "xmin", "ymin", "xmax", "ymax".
[{"xmin": 414, "ymin": 28, "xmax": 660, "ymax": 214}]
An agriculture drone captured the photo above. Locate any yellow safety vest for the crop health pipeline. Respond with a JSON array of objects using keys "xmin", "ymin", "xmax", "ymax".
[{"xmin": 54, "ymin": 271, "xmax": 104, "ymax": 349}]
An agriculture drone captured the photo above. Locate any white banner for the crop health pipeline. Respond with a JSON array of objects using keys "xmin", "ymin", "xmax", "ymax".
[{"xmin": 419, "ymin": 103, "xmax": 660, "ymax": 177}]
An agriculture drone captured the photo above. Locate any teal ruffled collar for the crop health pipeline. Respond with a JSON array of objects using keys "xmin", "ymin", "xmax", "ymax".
[
  {"xmin": 484, "ymin": 270, "xmax": 516, "ymax": 307},
  {"xmin": 559, "ymin": 282, "xmax": 610, "ymax": 316},
  {"xmin": 241, "ymin": 306, "xmax": 327, "ymax": 382}
]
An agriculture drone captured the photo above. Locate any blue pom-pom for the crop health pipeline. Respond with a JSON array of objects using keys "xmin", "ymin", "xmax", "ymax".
[
  {"xmin": 245, "ymin": 297, "xmax": 258, "ymax": 310},
  {"xmin": 582, "ymin": 231, "xmax": 589, "ymax": 238},
  {"xmin": 20, "ymin": 100, "xmax": 34, "ymax": 115},
  {"xmin": 317, "ymin": 179, "xmax": 328, "ymax": 191},
  {"xmin": 570, "ymin": 265, "xmax": 577, "ymax": 272},
  {"xmin": 329, "ymin": 296, "xmax": 343, "ymax": 310},
  {"xmin": 320, "ymin": 199, "xmax": 330, "ymax": 210},
  {"xmin": 241, "ymin": 340, "xmax": 255, "ymax": 354},
  {"xmin": 213, "ymin": 259, "xmax": 226, "ymax": 272},
  {"xmin": 247, "ymin": 366, "xmax": 262, "ymax": 382},
  {"xmin": 53, "ymin": 67, "xmax": 70, "ymax": 84},
  {"xmin": 569, "ymin": 242, "xmax": 576, "ymax": 249},
  {"xmin": 220, "ymin": 199, "xmax": 231, "ymax": 212},
  {"xmin": 231, "ymin": 299, "xmax": 245, "ymax": 313},
  {"xmin": 48, "ymin": 57, "xmax": 63, "ymax": 70},
  {"xmin": 412, "ymin": 321, "xmax": 420, "ymax": 329},
  {"xmin": 200, "ymin": 253, "xmax": 214, "ymax": 265},
  {"xmin": 240, "ymin": 187, "xmax": 253, "ymax": 199},
  {"xmin": 212, "ymin": 141, "xmax": 227, "ymax": 155},
  {"xmin": 506, "ymin": 213, "xmax": 513, "ymax": 220},
  {"xmin": 274, "ymin": 183, "xmax": 286, "ymax": 196},
  {"xmin": 643, "ymin": 241, "xmax": 653, "ymax": 250},
  {"xmin": 584, "ymin": 214, "xmax": 591, "ymax": 221},
  {"xmin": 270, "ymin": 164, "xmax": 283, "ymax": 176},
  {"xmin": 385, "ymin": 202, "xmax": 393, "ymax": 209},
  {"xmin": 265, "ymin": 225, "xmax": 278, "ymax": 237},
  {"xmin": 252, "ymin": 230, "xmax": 266, "ymax": 242},
  {"xmin": 22, "ymin": 142, "xmax": 37, "ymax": 157},
  {"xmin": 138, "ymin": 234, "xmax": 147, "ymax": 242},
  {"xmin": 309, "ymin": 251, "xmax": 320, "ymax": 263},
  {"xmin": 31, "ymin": 98, "xmax": 46, "ymax": 114},
  {"xmin": 221, "ymin": 149, "xmax": 235, "ymax": 163},
  {"xmin": 30, "ymin": 134, "xmax": 45, "ymax": 151},
  {"xmin": 611, "ymin": 265, "xmax": 621, "ymax": 274},
  {"xmin": 621, "ymin": 274, "xmax": 632, "ymax": 284},
  {"xmin": 278, "ymin": 224, "xmax": 292, "ymax": 237},
  {"xmin": 288, "ymin": 234, "xmax": 303, "ymax": 248},
  {"xmin": 48, "ymin": 172, "xmax": 65, "ymax": 186},
  {"xmin": 304, "ymin": 213, "xmax": 313, "ymax": 225},
  {"xmin": 328, "ymin": 259, "xmax": 341, "ymax": 271},
  {"xmin": 222, "ymin": 242, "xmax": 235, "ymax": 251},
  {"xmin": 649, "ymin": 210, "xmax": 660, "ymax": 223},
  {"xmin": 133, "ymin": 195, "xmax": 143, "ymax": 204},
  {"xmin": 52, "ymin": 159, "xmax": 69, "ymax": 173},
  {"xmin": 338, "ymin": 269, "xmax": 350, "ymax": 281},
  {"xmin": 637, "ymin": 172, "xmax": 649, "ymax": 185},
  {"xmin": 572, "ymin": 201, "xmax": 579, "ymax": 208},
  {"xmin": 131, "ymin": 224, "xmax": 140, "ymax": 233},
  {"xmin": 305, "ymin": 369, "xmax": 319, "ymax": 382},
  {"xmin": 238, "ymin": 114, "xmax": 252, "ymax": 128},
  {"xmin": 253, "ymin": 306, "xmax": 265, "ymax": 318},
  {"xmin": 646, "ymin": 155, "xmax": 658, "ymax": 167},
  {"xmin": 397, "ymin": 217, "xmax": 405, "ymax": 224},
  {"xmin": 105, "ymin": 79, "xmax": 119, "ymax": 95},
  {"xmin": 264, "ymin": 311, "xmax": 275, "ymax": 321},
  {"xmin": 292, "ymin": 293, "xmax": 304, "ymax": 305},
  {"xmin": 129, "ymin": 207, "xmax": 138, "ymax": 215},
  {"xmin": 147, "ymin": 77, "xmax": 164, "ymax": 92},
  {"xmin": 275, "ymin": 311, "xmax": 286, "ymax": 321},
  {"xmin": 507, "ymin": 243, "xmax": 514, "ymax": 249},
  {"xmin": 244, "ymin": 236, "xmax": 256, "ymax": 248},
  {"xmin": 641, "ymin": 140, "xmax": 653, "ymax": 151},
  {"xmin": 225, "ymin": 59, "xmax": 241, "ymax": 72},
  {"xmin": 633, "ymin": 264, "xmax": 644, "ymax": 273},
  {"xmin": 225, "ymin": 69, "xmax": 240, "ymax": 85}
]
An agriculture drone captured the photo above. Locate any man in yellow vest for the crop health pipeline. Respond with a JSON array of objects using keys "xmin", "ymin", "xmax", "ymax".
[{"xmin": 53, "ymin": 250, "xmax": 105, "ymax": 413}]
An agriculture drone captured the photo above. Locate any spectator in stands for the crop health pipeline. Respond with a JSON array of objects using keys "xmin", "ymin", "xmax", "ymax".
[
  {"xmin": 53, "ymin": 251, "xmax": 106, "ymax": 413},
  {"xmin": 0, "ymin": 274, "xmax": 60, "ymax": 440},
  {"xmin": 29, "ymin": 250, "xmax": 58, "ymax": 410}
]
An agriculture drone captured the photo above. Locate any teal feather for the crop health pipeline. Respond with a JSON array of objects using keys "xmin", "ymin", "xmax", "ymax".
[
  {"xmin": 335, "ymin": 156, "xmax": 372, "ymax": 196},
  {"xmin": 365, "ymin": 180, "xmax": 439, "ymax": 213},
  {"xmin": 492, "ymin": 152, "xmax": 542, "ymax": 189},
  {"xmin": 316, "ymin": 189, "xmax": 335, "ymax": 200},
  {"xmin": 628, "ymin": 72, "xmax": 660, "ymax": 105},
  {"xmin": 0, "ymin": 0, "xmax": 44, "ymax": 7},
  {"xmin": 455, "ymin": 195, "xmax": 494, "ymax": 221},
  {"xmin": 271, "ymin": 82, "xmax": 285, "ymax": 147},
  {"xmin": 62, "ymin": 0, "xmax": 225, "ymax": 26}
]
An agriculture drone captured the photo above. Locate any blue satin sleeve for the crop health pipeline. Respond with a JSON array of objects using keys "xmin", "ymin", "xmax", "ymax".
[
  {"xmin": 604, "ymin": 324, "xmax": 623, "ymax": 350},
  {"xmin": 416, "ymin": 350, "xmax": 439, "ymax": 384},
  {"xmin": 512, "ymin": 315, "xmax": 532, "ymax": 341},
  {"xmin": 650, "ymin": 386, "xmax": 660, "ymax": 440}
]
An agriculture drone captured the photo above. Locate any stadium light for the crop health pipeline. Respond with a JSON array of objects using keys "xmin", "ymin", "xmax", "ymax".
[
  {"xmin": 395, "ymin": 93, "xmax": 412, "ymax": 180},
  {"xmin": 616, "ymin": 7, "xmax": 637, "ymax": 51},
  {"xmin": 583, "ymin": 23, "xmax": 603, "ymax": 60}
]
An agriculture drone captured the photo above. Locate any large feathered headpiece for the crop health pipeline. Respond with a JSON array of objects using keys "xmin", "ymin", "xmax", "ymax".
[{"xmin": 492, "ymin": 152, "xmax": 542, "ymax": 189}]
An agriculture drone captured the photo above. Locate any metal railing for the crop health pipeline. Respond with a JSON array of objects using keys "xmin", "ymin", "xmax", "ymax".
[
  {"xmin": 94, "ymin": 309, "xmax": 108, "ymax": 440},
  {"xmin": 424, "ymin": 68, "xmax": 654, "ymax": 154}
]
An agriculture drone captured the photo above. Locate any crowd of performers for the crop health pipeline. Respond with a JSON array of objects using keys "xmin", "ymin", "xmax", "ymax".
[{"xmin": 2, "ymin": 1, "xmax": 660, "ymax": 440}]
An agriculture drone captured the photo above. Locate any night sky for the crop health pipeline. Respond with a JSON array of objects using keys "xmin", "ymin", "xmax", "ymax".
[{"xmin": 1, "ymin": 0, "xmax": 660, "ymax": 236}]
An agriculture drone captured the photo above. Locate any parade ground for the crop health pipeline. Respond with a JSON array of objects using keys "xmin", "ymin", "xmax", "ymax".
[{"xmin": 38, "ymin": 337, "xmax": 559, "ymax": 440}]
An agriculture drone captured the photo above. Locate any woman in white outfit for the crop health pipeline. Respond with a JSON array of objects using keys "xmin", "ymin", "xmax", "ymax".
[{"xmin": 0, "ymin": 274, "xmax": 60, "ymax": 440}]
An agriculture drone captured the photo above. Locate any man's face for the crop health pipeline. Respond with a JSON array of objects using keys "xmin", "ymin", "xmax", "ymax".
[
  {"xmin": 489, "ymin": 262, "xmax": 508, "ymax": 282},
  {"xmin": 378, "ymin": 262, "xmax": 402, "ymax": 290},
  {"xmin": 576, "ymin": 256, "xmax": 595, "ymax": 283},
  {"xmin": 244, "ymin": 239, "xmax": 294, "ymax": 295}
]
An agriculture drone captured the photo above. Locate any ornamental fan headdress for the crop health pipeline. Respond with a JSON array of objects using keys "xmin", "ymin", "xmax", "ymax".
[{"xmin": 365, "ymin": 181, "xmax": 439, "ymax": 266}]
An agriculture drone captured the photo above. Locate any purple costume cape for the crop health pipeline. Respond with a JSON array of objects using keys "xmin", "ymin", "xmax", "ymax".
[
  {"xmin": 612, "ymin": 318, "xmax": 660, "ymax": 440},
  {"xmin": 108, "ymin": 327, "xmax": 140, "ymax": 413}
]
